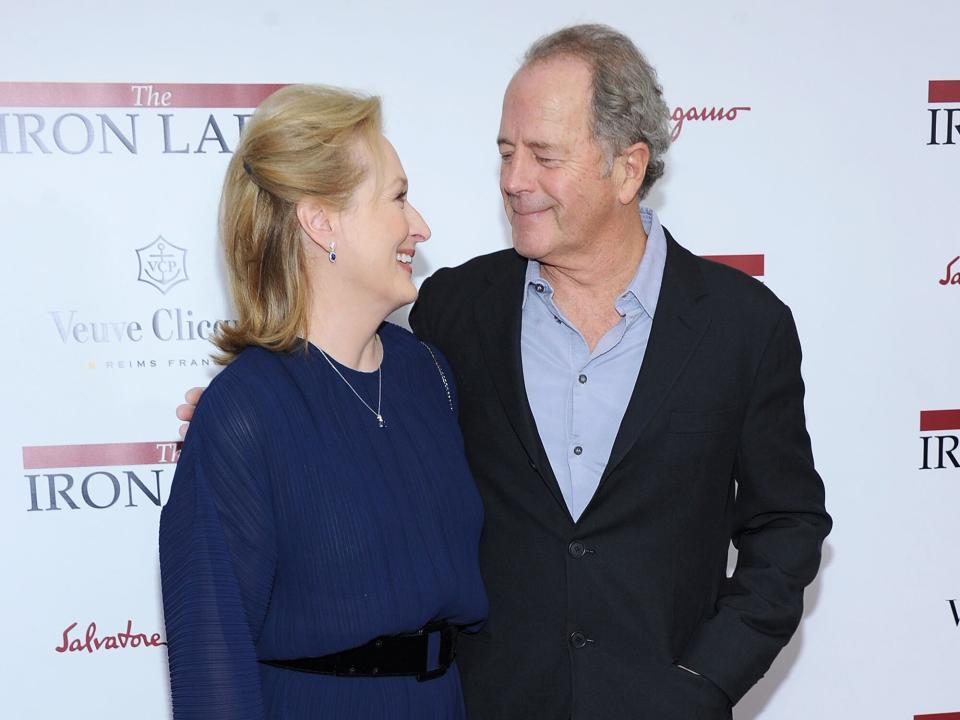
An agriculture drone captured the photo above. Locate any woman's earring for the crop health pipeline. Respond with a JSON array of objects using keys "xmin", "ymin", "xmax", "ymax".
[{"xmin": 328, "ymin": 241, "xmax": 337, "ymax": 263}]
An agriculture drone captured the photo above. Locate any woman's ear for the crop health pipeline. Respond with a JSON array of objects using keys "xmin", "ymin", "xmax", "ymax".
[{"xmin": 296, "ymin": 198, "xmax": 334, "ymax": 249}]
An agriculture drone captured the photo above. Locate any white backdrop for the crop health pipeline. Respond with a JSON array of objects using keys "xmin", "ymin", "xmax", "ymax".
[{"xmin": 1, "ymin": 1, "xmax": 959, "ymax": 718}]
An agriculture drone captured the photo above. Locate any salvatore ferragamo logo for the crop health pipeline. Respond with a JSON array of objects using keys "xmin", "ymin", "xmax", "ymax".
[{"xmin": 55, "ymin": 620, "xmax": 166, "ymax": 654}]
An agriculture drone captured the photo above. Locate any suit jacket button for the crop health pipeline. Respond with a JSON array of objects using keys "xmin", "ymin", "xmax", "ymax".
[
  {"xmin": 568, "ymin": 541, "xmax": 586, "ymax": 558},
  {"xmin": 569, "ymin": 632, "xmax": 587, "ymax": 649}
]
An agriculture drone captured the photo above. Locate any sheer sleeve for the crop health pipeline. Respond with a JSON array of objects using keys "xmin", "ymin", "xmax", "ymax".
[{"xmin": 159, "ymin": 372, "xmax": 277, "ymax": 720}]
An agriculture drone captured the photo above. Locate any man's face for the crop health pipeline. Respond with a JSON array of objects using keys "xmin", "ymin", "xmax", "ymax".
[{"xmin": 497, "ymin": 55, "xmax": 620, "ymax": 265}]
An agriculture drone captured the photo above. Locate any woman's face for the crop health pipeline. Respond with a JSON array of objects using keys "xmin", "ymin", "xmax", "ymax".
[{"xmin": 334, "ymin": 134, "xmax": 431, "ymax": 314}]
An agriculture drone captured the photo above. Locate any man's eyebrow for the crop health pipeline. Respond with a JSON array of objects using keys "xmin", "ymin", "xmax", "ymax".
[
  {"xmin": 496, "ymin": 138, "xmax": 561, "ymax": 153},
  {"xmin": 527, "ymin": 141, "xmax": 560, "ymax": 153}
]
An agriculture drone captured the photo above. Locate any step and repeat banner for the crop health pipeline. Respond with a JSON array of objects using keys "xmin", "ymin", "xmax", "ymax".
[{"xmin": 1, "ymin": 1, "xmax": 957, "ymax": 718}]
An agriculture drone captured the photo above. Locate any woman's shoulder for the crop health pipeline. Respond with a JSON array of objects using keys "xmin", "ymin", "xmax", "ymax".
[
  {"xmin": 379, "ymin": 321, "xmax": 440, "ymax": 367},
  {"xmin": 380, "ymin": 321, "xmax": 457, "ymax": 410},
  {"xmin": 206, "ymin": 344, "xmax": 277, "ymax": 389},
  {"xmin": 378, "ymin": 320, "xmax": 417, "ymax": 346},
  {"xmin": 196, "ymin": 345, "xmax": 296, "ymax": 421}
]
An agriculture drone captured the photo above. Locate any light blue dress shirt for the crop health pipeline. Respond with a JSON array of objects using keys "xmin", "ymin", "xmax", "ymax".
[{"xmin": 520, "ymin": 207, "xmax": 667, "ymax": 521}]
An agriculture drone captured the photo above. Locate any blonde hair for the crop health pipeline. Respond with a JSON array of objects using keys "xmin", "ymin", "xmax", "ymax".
[{"xmin": 213, "ymin": 84, "xmax": 382, "ymax": 363}]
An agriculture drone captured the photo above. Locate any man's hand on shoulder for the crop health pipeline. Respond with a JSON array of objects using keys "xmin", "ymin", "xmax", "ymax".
[{"xmin": 177, "ymin": 387, "xmax": 205, "ymax": 439}]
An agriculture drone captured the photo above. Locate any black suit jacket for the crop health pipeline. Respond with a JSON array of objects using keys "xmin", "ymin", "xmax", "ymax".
[{"xmin": 410, "ymin": 231, "xmax": 831, "ymax": 720}]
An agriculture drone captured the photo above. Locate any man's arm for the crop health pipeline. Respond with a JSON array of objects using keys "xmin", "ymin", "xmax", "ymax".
[{"xmin": 678, "ymin": 305, "xmax": 832, "ymax": 704}]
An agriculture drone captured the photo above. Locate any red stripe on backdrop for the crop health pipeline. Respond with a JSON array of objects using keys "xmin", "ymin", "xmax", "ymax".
[
  {"xmin": 702, "ymin": 254, "xmax": 765, "ymax": 277},
  {"xmin": 914, "ymin": 713, "xmax": 960, "ymax": 720},
  {"xmin": 920, "ymin": 409, "xmax": 960, "ymax": 432},
  {"xmin": 0, "ymin": 82, "xmax": 285, "ymax": 108},
  {"xmin": 928, "ymin": 80, "xmax": 960, "ymax": 103},
  {"xmin": 22, "ymin": 442, "xmax": 181, "ymax": 469}
]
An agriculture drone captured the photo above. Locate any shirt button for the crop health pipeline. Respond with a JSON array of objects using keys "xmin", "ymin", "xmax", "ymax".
[
  {"xmin": 535, "ymin": 283, "xmax": 545, "ymax": 293},
  {"xmin": 568, "ymin": 541, "xmax": 586, "ymax": 558},
  {"xmin": 578, "ymin": 374, "xmax": 587, "ymax": 384},
  {"xmin": 569, "ymin": 632, "xmax": 588, "ymax": 649},
  {"xmin": 573, "ymin": 445, "xmax": 583, "ymax": 456}
]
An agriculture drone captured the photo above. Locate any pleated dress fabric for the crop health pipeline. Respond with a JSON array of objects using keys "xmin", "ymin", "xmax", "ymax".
[{"xmin": 159, "ymin": 323, "xmax": 488, "ymax": 720}]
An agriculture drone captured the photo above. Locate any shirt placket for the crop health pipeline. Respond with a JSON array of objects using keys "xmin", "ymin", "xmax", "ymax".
[{"xmin": 567, "ymin": 315, "xmax": 595, "ymax": 515}]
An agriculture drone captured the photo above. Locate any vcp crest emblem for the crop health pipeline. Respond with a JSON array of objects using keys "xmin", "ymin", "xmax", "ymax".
[{"xmin": 136, "ymin": 236, "xmax": 188, "ymax": 294}]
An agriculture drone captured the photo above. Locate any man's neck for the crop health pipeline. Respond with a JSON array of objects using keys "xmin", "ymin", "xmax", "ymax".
[{"xmin": 539, "ymin": 215, "xmax": 649, "ymax": 309}]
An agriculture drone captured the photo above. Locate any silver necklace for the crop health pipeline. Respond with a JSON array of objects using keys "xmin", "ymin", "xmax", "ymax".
[{"xmin": 317, "ymin": 335, "xmax": 385, "ymax": 428}]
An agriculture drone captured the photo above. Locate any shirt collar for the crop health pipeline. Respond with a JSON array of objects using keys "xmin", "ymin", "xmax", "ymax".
[
  {"xmin": 522, "ymin": 256, "xmax": 550, "ymax": 309},
  {"xmin": 621, "ymin": 207, "xmax": 666, "ymax": 318},
  {"xmin": 522, "ymin": 207, "xmax": 667, "ymax": 319}
]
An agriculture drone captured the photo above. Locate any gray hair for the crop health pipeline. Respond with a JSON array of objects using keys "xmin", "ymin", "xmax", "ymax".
[{"xmin": 524, "ymin": 24, "xmax": 671, "ymax": 201}]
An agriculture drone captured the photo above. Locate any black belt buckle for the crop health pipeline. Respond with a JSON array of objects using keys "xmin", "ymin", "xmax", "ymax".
[{"xmin": 415, "ymin": 621, "xmax": 458, "ymax": 682}]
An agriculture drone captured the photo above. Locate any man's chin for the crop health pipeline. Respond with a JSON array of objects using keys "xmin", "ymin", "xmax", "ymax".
[{"xmin": 511, "ymin": 232, "xmax": 550, "ymax": 260}]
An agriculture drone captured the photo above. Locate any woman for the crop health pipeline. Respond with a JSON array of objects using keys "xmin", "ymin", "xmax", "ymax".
[{"xmin": 159, "ymin": 84, "xmax": 487, "ymax": 720}]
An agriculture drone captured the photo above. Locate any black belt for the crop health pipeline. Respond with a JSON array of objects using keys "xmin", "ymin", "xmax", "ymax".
[{"xmin": 259, "ymin": 621, "xmax": 458, "ymax": 682}]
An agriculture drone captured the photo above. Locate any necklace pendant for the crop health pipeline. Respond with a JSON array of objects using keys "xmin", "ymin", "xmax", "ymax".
[{"xmin": 377, "ymin": 414, "xmax": 385, "ymax": 428}]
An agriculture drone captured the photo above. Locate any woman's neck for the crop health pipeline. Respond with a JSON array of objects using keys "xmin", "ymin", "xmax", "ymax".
[{"xmin": 304, "ymin": 296, "xmax": 384, "ymax": 371}]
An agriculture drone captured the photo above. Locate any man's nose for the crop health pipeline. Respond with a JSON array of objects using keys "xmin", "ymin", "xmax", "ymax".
[{"xmin": 501, "ymin": 152, "xmax": 535, "ymax": 195}]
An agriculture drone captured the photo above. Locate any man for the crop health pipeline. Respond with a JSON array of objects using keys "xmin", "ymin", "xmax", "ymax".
[
  {"xmin": 407, "ymin": 24, "xmax": 830, "ymax": 720},
  {"xmin": 180, "ymin": 24, "xmax": 830, "ymax": 720}
]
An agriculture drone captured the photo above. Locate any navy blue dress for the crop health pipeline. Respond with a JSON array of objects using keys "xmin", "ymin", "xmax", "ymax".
[{"xmin": 159, "ymin": 323, "xmax": 488, "ymax": 719}]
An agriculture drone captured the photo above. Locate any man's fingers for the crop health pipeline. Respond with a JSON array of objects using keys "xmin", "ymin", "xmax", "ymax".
[
  {"xmin": 176, "ymin": 387, "xmax": 204, "ymax": 436},
  {"xmin": 176, "ymin": 386, "xmax": 205, "ymax": 435}
]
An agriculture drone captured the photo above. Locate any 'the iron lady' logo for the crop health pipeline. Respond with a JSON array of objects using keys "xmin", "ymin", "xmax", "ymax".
[
  {"xmin": 136, "ymin": 235, "xmax": 187, "ymax": 294},
  {"xmin": 927, "ymin": 80, "xmax": 960, "ymax": 145},
  {"xmin": 919, "ymin": 409, "xmax": 960, "ymax": 470}
]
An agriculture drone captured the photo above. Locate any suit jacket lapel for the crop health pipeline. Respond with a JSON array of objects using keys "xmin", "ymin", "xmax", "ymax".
[
  {"xmin": 599, "ymin": 231, "xmax": 712, "ymax": 486},
  {"xmin": 473, "ymin": 253, "xmax": 569, "ymax": 517}
]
